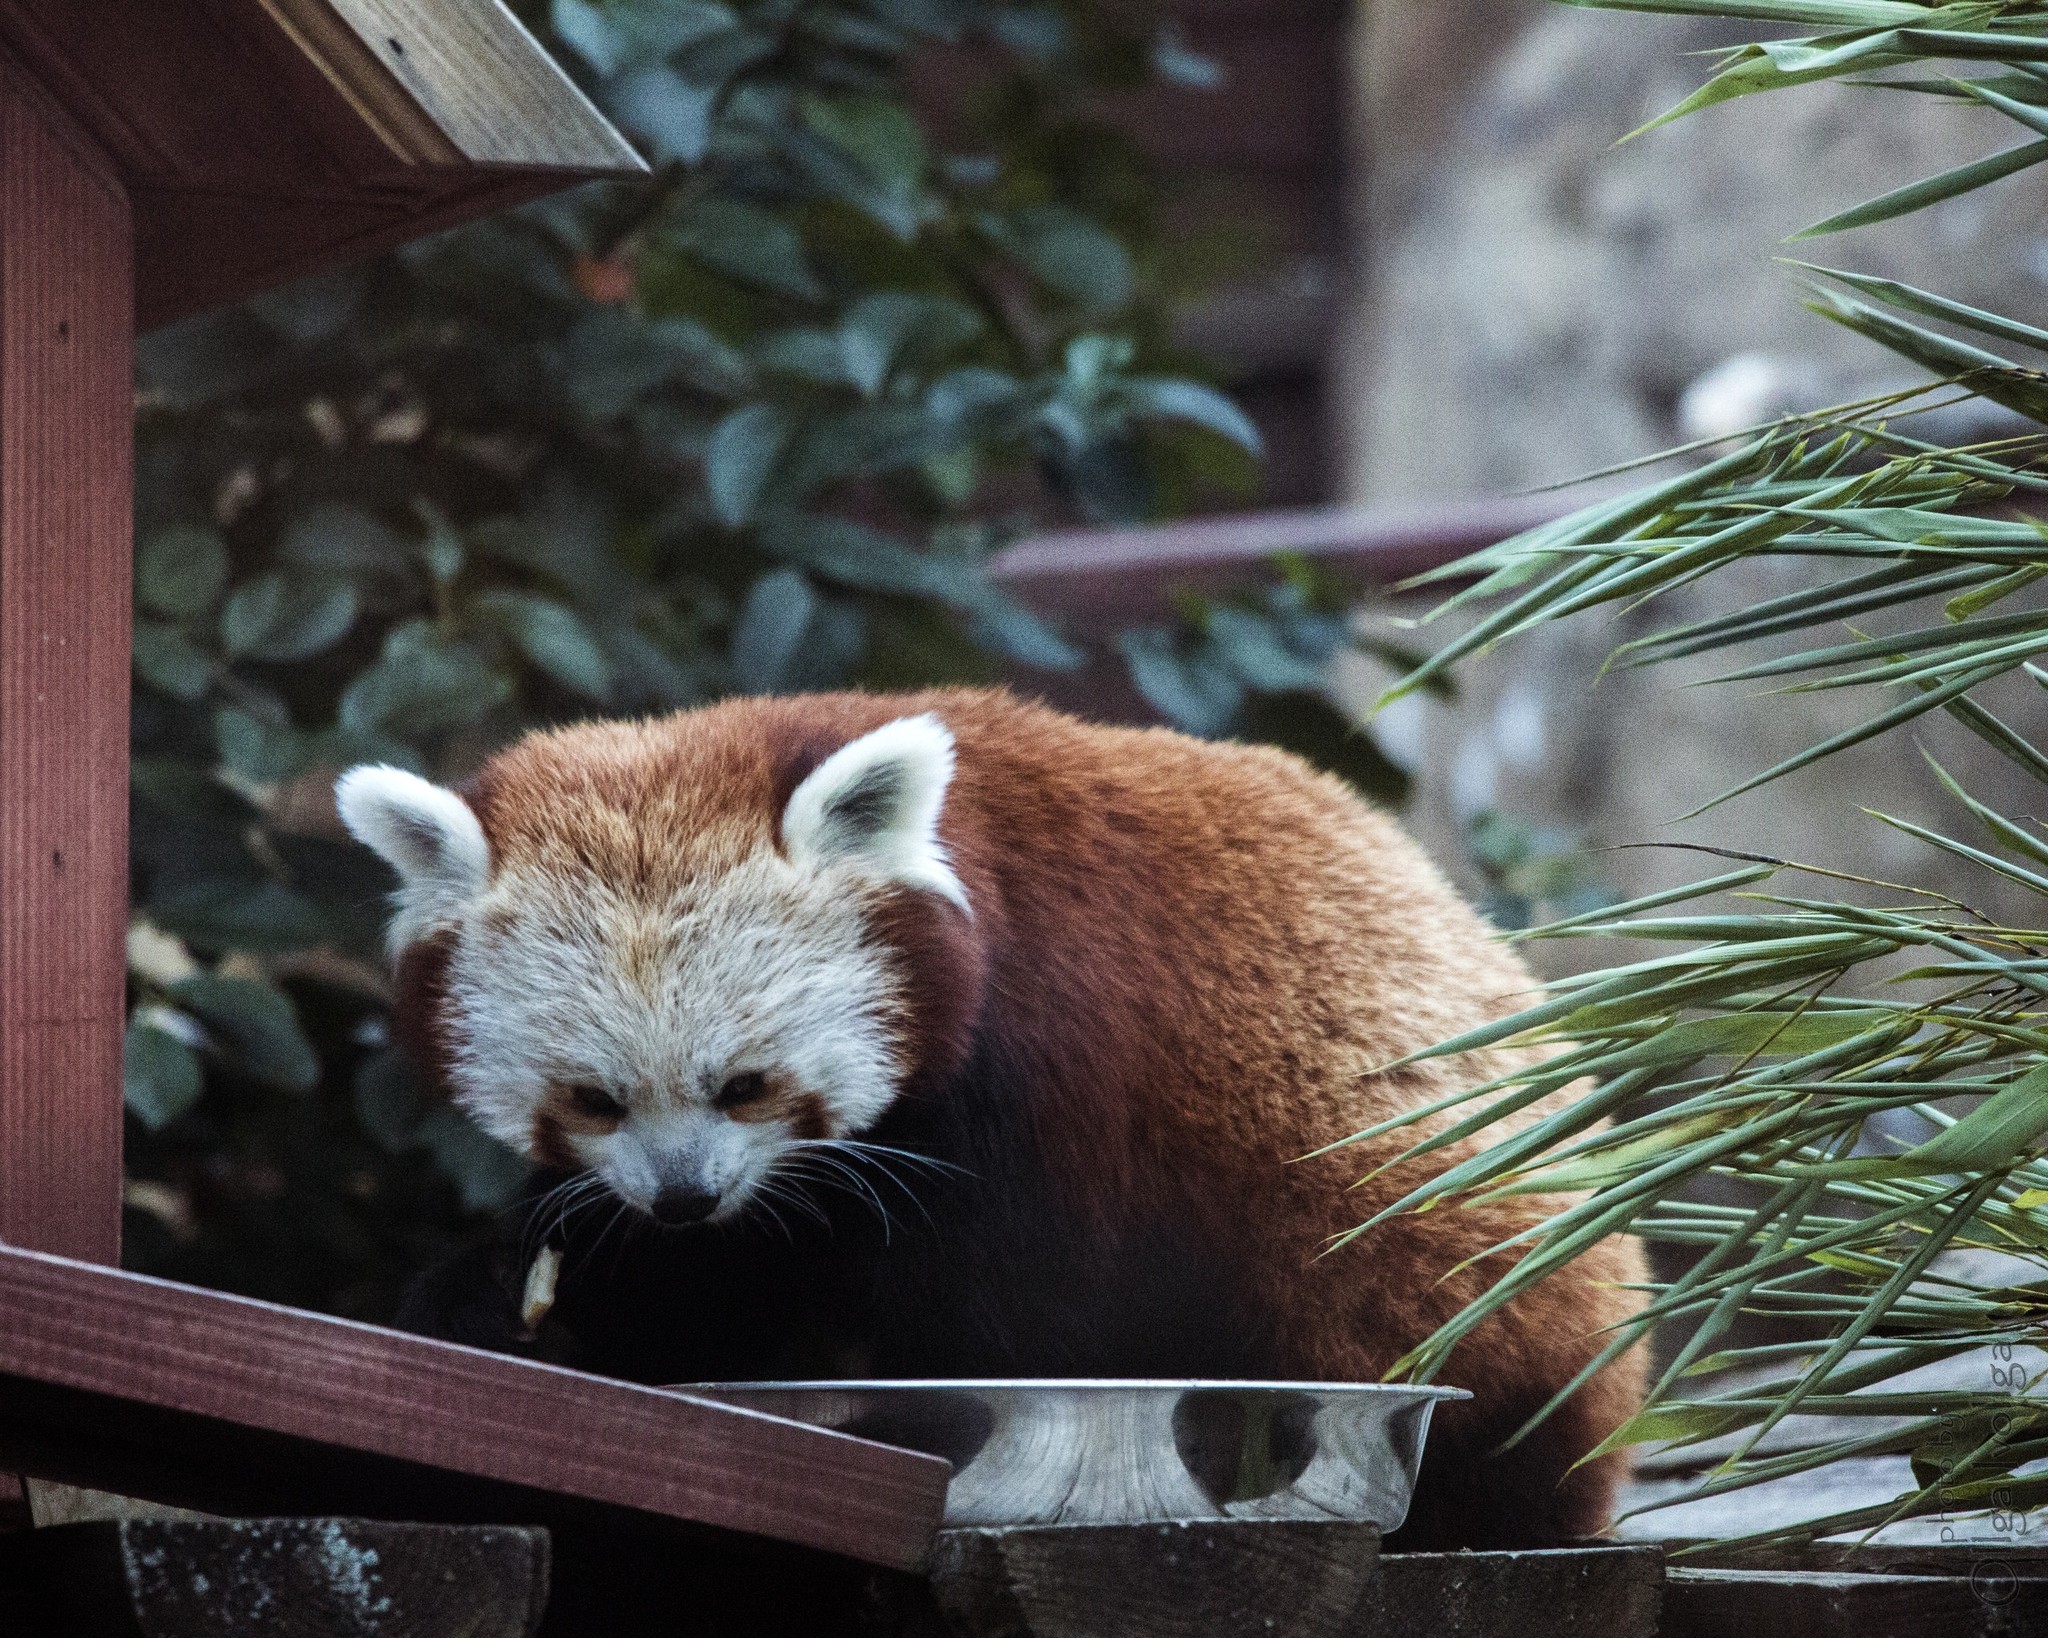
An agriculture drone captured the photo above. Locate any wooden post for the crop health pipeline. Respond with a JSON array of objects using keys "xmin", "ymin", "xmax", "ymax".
[{"xmin": 0, "ymin": 57, "xmax": 131, "ymax": 1267}]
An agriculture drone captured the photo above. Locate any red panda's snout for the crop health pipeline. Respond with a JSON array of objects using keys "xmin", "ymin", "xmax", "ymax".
[
  {"xmin": 336, "ymin": 712, "xmax": 979, "ymax": 1232},
  {"xmin": 536, "ymin": 1081, "xmax": 839, "ymax": 1229}
]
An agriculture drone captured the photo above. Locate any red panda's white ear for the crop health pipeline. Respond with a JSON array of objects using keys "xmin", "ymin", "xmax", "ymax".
[
  {"xmin": 335, "ymin": 765, "xmax": 491, "ymax": 947},
  {"xmin": 782, "ymin": 714, "xmax": 968, "ymax": 912}
]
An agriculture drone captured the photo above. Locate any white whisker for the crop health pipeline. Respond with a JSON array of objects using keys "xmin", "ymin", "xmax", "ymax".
[
  {"xmin": 749, "ymin": 1189, "xmax": 795, "ymax": 1242},
  {"xmin": 521, "ymin": 1172, "xmax": 609, "ymax": 1263},
  {"xmin": 783, "ymin": 1152, "xmax": 905, "ymax": 1240},
  {"xmin": 788, "ymin": 1138, "xmax": 973, "ymax": 1179},
  {"xmin": 780, "ymin": 1137, "xmax": 956, "ymax": 1229},
  {"xmin": 759, "ymin": 1174, "xmax": 832, "ymax": 1231}
]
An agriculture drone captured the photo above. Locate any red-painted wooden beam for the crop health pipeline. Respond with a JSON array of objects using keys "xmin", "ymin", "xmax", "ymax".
[
  {"xmin": 0, "ymin": 1246, "xmax": 951, "ymax": 1568},
  {"xmin": 0, "ymin": 50, "xmax": 130, "ymax": 1267},
  {"xmin": 989, "ymin": 497, "xmax": 1569, "ymax": 632}
]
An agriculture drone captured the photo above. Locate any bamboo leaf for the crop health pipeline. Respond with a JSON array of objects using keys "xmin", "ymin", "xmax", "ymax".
[
  {"xmin": 1795, "ymin": 263, "xmax": 2048, "ymax": 355},
  {"xmin": 1561, "ymin": 2, "xmax": 1946, "ymax": 24},
  {"xmin": 1591, "ymin": 1399, "xmax": 1752, "ymax": 1458},
  {"xmin": 1793, "ymin": 139, "xmax": 2048, "ymax": 238},
  {"xmin": 1895, "ymin": 1062, "xmax": 2048, "ymax": 1172},
  {"xmin": 1677, "ymin": 660, "xmax": 2006, "ymax": 816}
]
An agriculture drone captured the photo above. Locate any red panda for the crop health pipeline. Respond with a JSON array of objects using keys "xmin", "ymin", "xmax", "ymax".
[{"xmin": 337, "ymin": 687, "xmax": 1645, "ymax": 1548}]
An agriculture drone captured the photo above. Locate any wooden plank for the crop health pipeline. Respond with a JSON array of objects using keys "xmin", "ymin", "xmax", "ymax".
[
  {"xmin": 928, "ymin": 1521, "xmax": 1382, "ymax": 1638},
  {"xmin": 0, "ymin": 0, "xmax": 637, "ymax": 180},
  {"xmin": 0, "ymin": 0, "xmax": 387, "ymax": 190},
  {"xmin": 988, "ymin": 497, "xmax": 1569, "ymax": 631},
  {"xmin": 0, "ymin": 0, "xmax": 642, "ymax": 329},
  {"xmin": 1681, "ymin": 1539, "xmax": 2048, "ymax": 1577},
  {"xmin": 1662, "ymin": 1566, "xmax": 2030, "ymax": 1638},
  {"xmin": 131, "ymin": 170, "xmax": 581, "ymax": 332},
  {"xmin": 1363, "ymin": 1547, "xmax": 1666, "ymax": 1638},
  {"xmin": 0, "ymin": 1246, "xmax": 950, "ymax": 1570},
  {"xmin": 23, "ymin": 1479, "xmax": 212, "ymax": 1527},
  {"xmin": 285, "ymin": 0, "xmax": 641, "ymax": 171},
  {"xmin": 253, "ymin": 0, "xmax": 470, "ymax": 169},
  {"xmin": 0, "ymin": 58, "xmax": 131, "ymax": 1268}
]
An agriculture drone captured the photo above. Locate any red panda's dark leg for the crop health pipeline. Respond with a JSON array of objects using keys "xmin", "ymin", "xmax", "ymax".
[{"xmin": 1388, "ymin": 1386, "xmax": 1634, "ymax": 1550}]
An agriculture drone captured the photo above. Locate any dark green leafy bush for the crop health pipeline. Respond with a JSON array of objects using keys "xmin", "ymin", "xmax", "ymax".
[
  {"xmin": 121, "ymin": 0, "xmax": 1285, "ymax": 1314},
  {"xmin": 1115, "ymin": 558, "xmax": 1436, "ymax": 806}
]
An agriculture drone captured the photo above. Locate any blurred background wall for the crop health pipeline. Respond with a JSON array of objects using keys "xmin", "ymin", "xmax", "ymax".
[{"xmin": 1331, "ymin": 0, "xmax": 2048, "ymax": 953}]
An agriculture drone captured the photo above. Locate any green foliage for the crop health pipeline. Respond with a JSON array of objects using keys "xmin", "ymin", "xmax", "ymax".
[
  {"xmin": 123, "ymin": 0, "xmax": 1270, "ymax": 1314},
  {"xmin": 1118, "ymin": 557, "xmax": 1424, "ymax": 804},
  {"xmin": 1461, "ymin": 811, "xmax": 1617, "ymax": 931},
  {"xmin": 1371, "ymin": 0, "xmax": 2048, "ymax": 1551}
]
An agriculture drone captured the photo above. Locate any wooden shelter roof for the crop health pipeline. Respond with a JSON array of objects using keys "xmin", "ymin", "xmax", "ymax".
[{"xmin": 0, "ymin": 0, "xmax": 645, "ymax": 329}]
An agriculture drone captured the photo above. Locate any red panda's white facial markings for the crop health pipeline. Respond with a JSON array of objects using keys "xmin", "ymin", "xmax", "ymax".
[
  {"xmin": 338, "ymin": 714, "xmax": 971, "ymax": 1227},
  {"xmin": 442, "ymin": 850, "xmax": 909, "ymax": 1219}
]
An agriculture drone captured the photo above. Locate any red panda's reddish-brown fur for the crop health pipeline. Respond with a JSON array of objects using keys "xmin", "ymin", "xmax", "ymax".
[{"xmin": 417, "ymin": 687, "xmax": 1646, "ymax": 1547}]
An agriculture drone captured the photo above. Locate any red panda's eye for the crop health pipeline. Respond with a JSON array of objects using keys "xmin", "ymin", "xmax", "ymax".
[
  {"xmin": 714, "ymin": 1071, "xmax": 771, "ymax": 1110},
  {"xmin": 567, "ymin": 1083, "xmax": 626, "ymax": 1121}
]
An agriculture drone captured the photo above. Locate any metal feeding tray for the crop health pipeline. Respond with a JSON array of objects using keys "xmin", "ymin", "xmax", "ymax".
[{"xmin": 685, "ymin": 1380, "xmax": 1467, "ymax": 1530}]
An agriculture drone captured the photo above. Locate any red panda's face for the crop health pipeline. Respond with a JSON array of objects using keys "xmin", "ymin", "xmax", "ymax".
[{"xmin": 336, "ymin": 714, "xmax": 968, "ymax": 1228}]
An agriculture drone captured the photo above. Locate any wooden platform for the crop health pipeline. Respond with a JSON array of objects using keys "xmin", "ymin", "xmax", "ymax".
[{"xmin": 15, "ymin": 1505, "xmax": 2043, "ymax": 1637}]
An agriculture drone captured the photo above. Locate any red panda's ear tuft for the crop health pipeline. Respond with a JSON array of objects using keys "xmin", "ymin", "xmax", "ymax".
[
  {"xmin": 335, "ymin": 765, "xmax": 491, "ymax": 950},
  {"xmin": 781, "ymin": 714, "xmax": 969, "ymax": 913}
]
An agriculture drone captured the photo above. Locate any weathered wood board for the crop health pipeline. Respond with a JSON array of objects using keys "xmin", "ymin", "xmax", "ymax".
[
  {"xmin": 0, "ymin": 1246, "xmax": 949, "ymax": 1570},
  {"xmin": 1360, "ymin": 1546, "xmax": 1665, "ymax": 1638},
  {"xmin": 928, "ymin": 1520, "xmax": 1383, "ymax": 1638},
  {"xmin": 1662, "ymin": 1565, "xmax": 2047, "ymax": 1638},
  {"xmin": 0, "ymin": 0, "xmax": 643, "ymax": 328}
]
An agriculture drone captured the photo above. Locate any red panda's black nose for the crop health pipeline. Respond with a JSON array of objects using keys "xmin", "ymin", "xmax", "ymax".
[{"xmin": 650, "ymin": 1185, "xmax": 720, "ymax": 1226}]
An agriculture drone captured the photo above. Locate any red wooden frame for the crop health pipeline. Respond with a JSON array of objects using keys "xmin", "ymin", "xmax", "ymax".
[
  {"xmin": 0, "ymin": 0, "xmax": 644, "ymax": 330},
  {"xmin": 0, "ymin": 38, "xmax": 130, "ymax": 1269}
]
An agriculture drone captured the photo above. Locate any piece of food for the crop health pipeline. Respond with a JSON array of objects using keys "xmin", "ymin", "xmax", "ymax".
[{"xmin": 520, "ymin": 1245, "xmax": 561, "ymax": 1334}]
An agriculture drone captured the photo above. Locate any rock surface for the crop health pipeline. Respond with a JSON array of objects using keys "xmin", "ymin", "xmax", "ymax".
[{"xmin": 1346, "ymin": 1, "xmax": 2048, "ymax": 500}]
